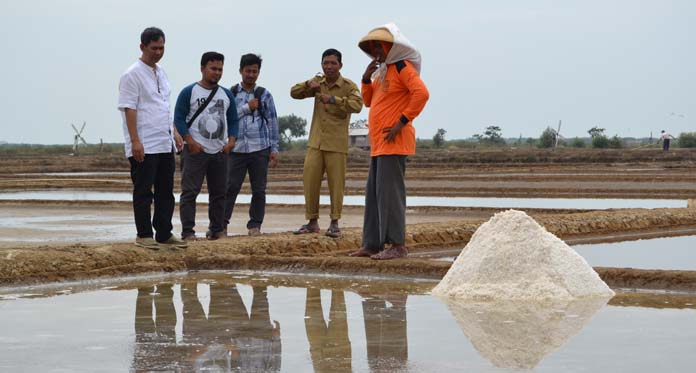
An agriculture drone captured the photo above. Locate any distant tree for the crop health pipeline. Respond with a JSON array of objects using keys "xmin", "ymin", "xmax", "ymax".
[
  {"xmin": 678, "ymin": 132, "xmax": 696, "ymax": 148},
  {"xmin": 587, "ymin": 126, "xmax": 605, "ymax": 139},
  {"xmin": 474, "ymin": 125, "xmax": 505, "ymax": 145},
  {"xmin": 433, "ymin": 128, "xmax": 447, "ymax": 148},
  {"xmin": 571, "ymin": 137, "xmax": 586, "ymax": 148},
  {"xmin": 588, "ymin": 126, "xmax": 609, "ymax": 149},
  {"xmin": 538, "ymin": 127, "xmax": 556, "ymax": 148},
  {"xmin": 278, "ymin": 114, "xmax": 307, "ymax": 150},
  {"xmin": 608, "ymin": 135, "xmax": 623, "ymax": 149}
]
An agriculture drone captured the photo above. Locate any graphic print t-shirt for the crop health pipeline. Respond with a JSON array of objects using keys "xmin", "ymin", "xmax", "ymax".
[{"xmin": 174, "ymin": 83, "xmax": 237, "ymax": 154}]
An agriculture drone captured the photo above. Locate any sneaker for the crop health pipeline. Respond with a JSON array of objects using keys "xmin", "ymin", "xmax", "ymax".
[
  {"xmin": 161, "ymin": 234, "xmax": 188, "ymax": 249},
  {"xmin": 206, "ymin": 230, "xmax": 226, "ymax": 240},
  {"xmin": 134, "ymin": 237, "xmax": 159, "ymax": 250},
  {"xmin": 248, "ymin": 227, "xmax": 261, "ymax": 236}
]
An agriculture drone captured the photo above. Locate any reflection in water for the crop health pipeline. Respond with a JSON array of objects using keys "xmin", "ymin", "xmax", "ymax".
[
  {"xmin": 440, "ymin": 296, "xmax": 611, "ymax": 370},
  {"xmin": 132, "ymin": 282, "xmax": 281, "ymax": 372},
  {"xmin": 305, "ymin": 289, "xmax": 352, "ymax": 372},
  {"xmin": 132, "ymin": 285, "xmax": 179, "ymax": 371},
  {"xmin": 361, "ymin": 293, "xmax": 409, "ymax": 372}
]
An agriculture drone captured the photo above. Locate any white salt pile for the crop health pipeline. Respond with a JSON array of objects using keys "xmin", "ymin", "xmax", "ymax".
[{"xmin": 432, "ymin": 209, "xmax": 615, "ymax": 301}]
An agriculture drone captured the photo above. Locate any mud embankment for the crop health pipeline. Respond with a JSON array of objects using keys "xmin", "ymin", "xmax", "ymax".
[{"xmin": 2, "ymin": 208, "xmax": 696, "ymax": 290}]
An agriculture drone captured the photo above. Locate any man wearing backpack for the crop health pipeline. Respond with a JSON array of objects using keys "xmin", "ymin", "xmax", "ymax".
[
  {"xmin": 224, "ymin": 53, "xmax": 280, "ymax": 236},
  {"xmin": 174, "ymin": 51, "xmax": 239, "ymax": 241}
]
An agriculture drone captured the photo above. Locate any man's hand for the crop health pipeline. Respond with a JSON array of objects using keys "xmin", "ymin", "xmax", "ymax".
[
  {"xmin": 222, "ymin": 142, "xmax": 235, "ymax": 154},
  {"xmin": 131, "ymin": 140, "xmax": 145, "ymax": 162},
  {"xmin": 382, "ymin": 121, "xmax": 406, "ymax": 143},
  {"xmin": 318, "ymin": 94, "xmax": 333, "ymax": 104},
  {"xmin": 363, "ymin": 59, "xmax": 380, "ymax": 81},
  {"xmin": 269, "ymin": 152, "xmax": 279, "ymax": 168},
  {"xmin": 173, "ymin": 132, "xmax": 184, "ymax": 152},
  {"xmin": 307, "ymin": 79, "xmax": 321, "ymax": 91},
  {"xmin": 222, "ymin": 137, "xmax": 236, "ymax": 154},
  {"xmin": 187, "ymin": 139, "xmax": 203, "ymax": 155},
  {"xmin": 247, "ymin": 98, "xmax": 259, "ymax": 111}
]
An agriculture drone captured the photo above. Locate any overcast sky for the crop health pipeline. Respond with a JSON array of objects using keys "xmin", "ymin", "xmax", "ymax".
[{"xmin": 1, "ymin": 0, "xmax": 693, "ymax": 144}]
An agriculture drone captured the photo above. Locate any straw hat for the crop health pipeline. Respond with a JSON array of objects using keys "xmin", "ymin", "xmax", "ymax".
[{"xmin": 358, "ymin": 27, "xmax": 394, "ymax": 54}]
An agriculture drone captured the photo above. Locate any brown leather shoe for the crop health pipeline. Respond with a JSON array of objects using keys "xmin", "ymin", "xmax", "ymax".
[
  {"xmin": 348, "ymin": 248, "xmax": 379, "ymax": 257},
  {"xmin": 370, "ymin": 245, "xmax": 408, "ymax": 260}
]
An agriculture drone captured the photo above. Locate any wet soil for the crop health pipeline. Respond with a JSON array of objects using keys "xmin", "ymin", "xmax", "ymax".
[
  {"xmin": 2, "ymin": 208, "xmax": 696, "ymax": 290},
  {"xmin": 2, "ymin": 150, "xmax": 695, "ymax": 290}
]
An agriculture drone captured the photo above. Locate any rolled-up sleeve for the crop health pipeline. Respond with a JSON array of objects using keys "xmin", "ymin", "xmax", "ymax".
[{"xmin": 117, "ymin": 73, "xmax": 139, "ymax": 111}]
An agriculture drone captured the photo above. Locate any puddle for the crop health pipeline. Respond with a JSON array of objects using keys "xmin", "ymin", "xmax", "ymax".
[
  {"xmin": 427, "ymin": 236, "xmax": 696, "ymax": 271},
  {"xmin": 0, "ymin": 272, "xmax": 694, "ymax": 371},
  {"xmin": 15, "ymin": 172, "xmax": 130, "ymax": 176},
  {"xmin": 0, "ymin": 191, "xmax": 687, "ymax": 209}
]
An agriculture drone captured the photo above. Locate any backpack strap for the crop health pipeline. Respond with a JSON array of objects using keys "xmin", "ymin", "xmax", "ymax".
[
  {"xmin": 230, "ymin": 84, "xmax": 240, "ymax": 97},
  {"xmin": 253, "ymin": 86, "xmax": 268, "ymax": 124}
]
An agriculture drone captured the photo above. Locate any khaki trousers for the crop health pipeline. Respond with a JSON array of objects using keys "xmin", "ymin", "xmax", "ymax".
[{"xmin": 303, "ymin": 147, "xmax": 346, "ymax": 220}]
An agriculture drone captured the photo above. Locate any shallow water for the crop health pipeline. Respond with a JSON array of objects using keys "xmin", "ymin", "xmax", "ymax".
[
  {"xmin": 431, "ymin": 235, "xmax": 696, "ymax": 271},
  {"xmin": 0, "ymin": 272, "xmax": 694, "ymax": 372},
  {"xmin": 0, "ymin": 190, "xmax": 687, "ymax": 209}
]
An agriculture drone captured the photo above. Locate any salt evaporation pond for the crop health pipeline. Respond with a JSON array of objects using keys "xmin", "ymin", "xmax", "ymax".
[
  {"xmin": 0, "ymin": 272, "xmax": 694, "ymax": 371},
  {"xmin": 0, "ymin": 190, "xmax": 687, "ymax": 209},
  {"xmin": 431, "ymin": 235, "xmax": 696, "ymax": 271}
]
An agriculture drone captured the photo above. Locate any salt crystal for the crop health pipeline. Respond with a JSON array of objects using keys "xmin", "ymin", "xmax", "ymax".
[{"xmin": 432, "ymin": 209, "xmax": 615, "ymax": 301}]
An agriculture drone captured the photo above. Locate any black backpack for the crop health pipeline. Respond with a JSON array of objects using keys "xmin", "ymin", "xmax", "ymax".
[{"xmin": 231, "ymin": 84, "xmax": 268, "ymax": 125}]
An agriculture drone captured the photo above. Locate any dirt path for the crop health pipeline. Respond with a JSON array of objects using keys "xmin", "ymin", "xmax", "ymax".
[{"xmin": 2, "ymin": 208, "xmax": 696, "ymax": 290}]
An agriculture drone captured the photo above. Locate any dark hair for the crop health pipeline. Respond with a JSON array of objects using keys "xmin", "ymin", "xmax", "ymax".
[
  {"xmin": 240, "ymin": 53, "xmax": 262, "ymax": 70},
  {"xmin": 201, "ymin": 51, "xmax": 225, "ymax": 67},
  {"xmin": 140, "ymin": 27, "xmax": 165, "ymax": 45},
  {"xmin": 322, "ymin": 48, "xmax": 342, "ymax": 64}
]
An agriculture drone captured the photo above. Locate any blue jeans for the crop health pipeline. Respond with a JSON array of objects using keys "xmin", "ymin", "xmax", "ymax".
[{"xmin": 224, "ymin": 148, "xmax": 270, "ymax": 229}]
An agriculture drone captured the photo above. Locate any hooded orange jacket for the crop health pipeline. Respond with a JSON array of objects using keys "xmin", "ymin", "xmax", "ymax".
[{"xmin": 361, "ymin": 59, "xmax": 429, "ymax": 156}]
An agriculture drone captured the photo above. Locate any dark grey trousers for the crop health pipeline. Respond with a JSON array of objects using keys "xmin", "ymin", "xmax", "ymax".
[
  {"xmin": 179, "ymin": 146, "xmax": 228, "ymax": 236},
  {"xmin": 224, "ymin": 148, "xmax": 270, "ymax": 229},
  {"xmin": 362, "ymin": 155, "xmax": 407, "ymax": 249}
]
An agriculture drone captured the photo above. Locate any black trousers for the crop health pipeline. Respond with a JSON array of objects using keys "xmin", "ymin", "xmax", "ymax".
[
  {"xmin": 362, "ymin": 155, "xmax": 407, "ymax": 249},
  {"xmin": 128, "ymin": 152, "xmax": 175, "ymax": 242},
  {"xmin": 179, "ymin": 147, "xmax": 228, "ymax": 236},
  {"xmin": 224, "ymin": 148, "xmax": 270, "ymax": 229}
]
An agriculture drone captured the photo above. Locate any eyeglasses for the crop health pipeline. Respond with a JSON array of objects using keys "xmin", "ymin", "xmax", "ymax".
[{"xmin": 153, "ymin": 68, "xmax": 161, "ymax": 93}]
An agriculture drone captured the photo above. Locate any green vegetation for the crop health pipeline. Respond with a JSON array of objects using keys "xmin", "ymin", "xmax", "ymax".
[
  {"xmin": 538, "ymin": 127, "xmax": 556, "ymax": 149},
  {"xmin": 678, "ymin": 132, "xmax": 696, "ymax": 148},
  {"xmin": 278, "ymin": 114, "xmax": 307, "ymax": 150},
  {"xmin": 432, "ymin": 128, "xmax": 447, "ymax": 148}
]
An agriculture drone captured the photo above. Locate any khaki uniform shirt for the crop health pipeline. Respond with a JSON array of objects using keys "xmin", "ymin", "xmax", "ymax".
[{"xmin": 291, "ymin": 75, "xmax": 363, "ymax": 153}]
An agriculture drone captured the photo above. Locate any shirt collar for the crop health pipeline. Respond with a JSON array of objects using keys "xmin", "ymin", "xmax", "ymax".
[{"xmin": 238, "ymin": 82, "xmax": 256, "ymax": 93}]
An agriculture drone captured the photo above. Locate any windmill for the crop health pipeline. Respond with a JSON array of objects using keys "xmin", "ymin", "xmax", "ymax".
[
  {"xmin": 71, "ymin": 121, "xmax": 88, "ymax": 155},
  {"xmin": 552, "ymin": 120, "xmax": 565, "ymax": 148}
]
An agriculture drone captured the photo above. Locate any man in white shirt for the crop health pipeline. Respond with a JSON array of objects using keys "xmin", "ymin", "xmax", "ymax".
[
  {"xmin": 658, "ymin": 130, "xmax": 675, "ymax": 152},
  {"xmin": 174, "ymin": 52, "xmax": 239, "ymax": 240},
  {"xmin": 117, "ymin": 27, "xmax": 187, "ymax": 250}
]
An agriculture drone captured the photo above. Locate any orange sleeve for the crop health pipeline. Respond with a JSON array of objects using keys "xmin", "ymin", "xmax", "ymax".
[
  {"xmin": 361, "ymin": 81, "xmax": 373, "ymax": 108},
  {"xmin": 398, "ymin": 62, "xmax": 429, "ymax": 123}
]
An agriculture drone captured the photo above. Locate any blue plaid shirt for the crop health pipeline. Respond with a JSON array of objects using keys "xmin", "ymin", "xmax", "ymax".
[{"xmin": 231, "ymin": 83, "xmax": 279, "ymax": 154}]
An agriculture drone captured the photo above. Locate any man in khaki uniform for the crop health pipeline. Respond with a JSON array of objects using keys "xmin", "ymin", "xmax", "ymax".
[{"xmin": 291, "ymin": 48, "xmax": 363, "ymax": 238}]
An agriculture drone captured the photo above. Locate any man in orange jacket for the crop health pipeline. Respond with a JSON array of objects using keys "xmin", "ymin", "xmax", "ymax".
[{"xmin": 350, "ymin": 23, "xmax": 430, "ymax": 260}]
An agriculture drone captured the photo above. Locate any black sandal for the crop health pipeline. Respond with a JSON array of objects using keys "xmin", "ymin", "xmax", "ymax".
[{"xmin": 325, "ymin": 226, "xmax": 342, "ymax": 238}]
